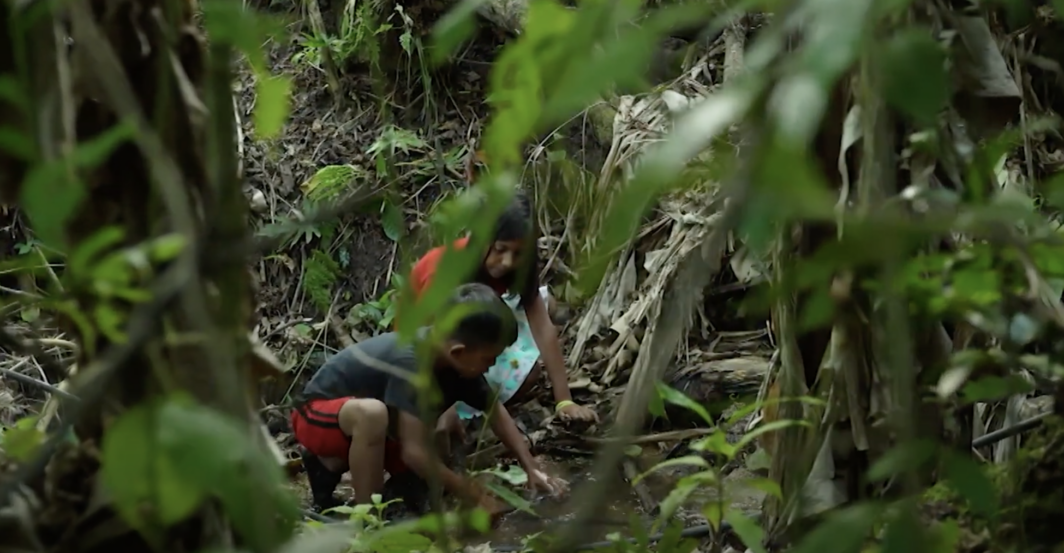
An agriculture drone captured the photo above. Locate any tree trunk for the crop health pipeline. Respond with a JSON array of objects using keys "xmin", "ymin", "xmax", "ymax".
[{"xmin": 0, "ymin": 1, "xmax": 292, "ymax": 551}]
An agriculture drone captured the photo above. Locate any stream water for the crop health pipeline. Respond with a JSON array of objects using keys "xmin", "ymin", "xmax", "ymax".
[{"xmin": 480, "ymin": 457, "xmax": 649, "ymax": 548}]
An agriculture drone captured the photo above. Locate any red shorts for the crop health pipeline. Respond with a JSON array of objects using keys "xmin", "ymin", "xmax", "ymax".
[{"xmin": 290, "ymin": 397, "xmax": 408, "ymax": 475}]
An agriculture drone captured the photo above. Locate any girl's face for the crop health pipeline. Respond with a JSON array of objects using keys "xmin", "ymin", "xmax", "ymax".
[{"xmin": 483, "ymin": 239, "xmax": 524, "ymax": 279}]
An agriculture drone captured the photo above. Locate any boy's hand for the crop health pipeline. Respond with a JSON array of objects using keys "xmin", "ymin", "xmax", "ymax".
[
  {"xmin": 557, "ymin": 402, "xmax": 598, "ymax": 423},
  {"xmin": 527, "ymin": 468, "xmax": 569, "ymax": 498},
  {"xmin": 476, "ymin": 491, "xmax": 513, "ymax": 522}
]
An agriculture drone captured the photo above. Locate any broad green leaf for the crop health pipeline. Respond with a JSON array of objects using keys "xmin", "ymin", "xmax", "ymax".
[
  {"xmin": 483, "ymin": 480, "xmax": 535, "ymax": 515},
  {"xmin": 931, "ymin": 518, "xmax": 961, "ymax": 553},
  {"xmin": 20, "ymin": 165, "xmax": 83, "ymax": 250},
  {"xmin": 429, "ymin": 0, "xmax": 489, "ymax": 64},
  {"xmin": 655, "ymin": 382, "xmax": 713, "ymax": 426},
  {"xmin": 703, "ymin": 501, "xmax": 722, "ymax": 531},
  {"xmin": 72, "ymin": 121, "xmax": 134, "ymax": 168},
  {"xmin": 725, "ymin": 509, "xmax": 768, "ymax": 553},
  {"xmin": 381, "ymin": 199, "xmax": 405, "ymax": 242},
  {"xmin": 880, "ymin": 28, "xmax": 948, "ymax": 126},
  {"xmin": 881, "ymin": 504, "xmax": 926, "ymax": 553},
  {"xmin": 200, "ymin": 0, "xmax": 285, "ymax": 71},
  {"xmin": 19, "ymin": 305, "xmax": 39, "ymax": 324},
  {"xmin": 148, "ymin": 234, "xmax": 188, "ymax": 263},
  {"xmin": 655, "ymin": 477, "xmax": 699, "ymax": 528},
  {"xmin": 942, "ymin": 450, "xmax": 998, "ymax": 516},
  {"xmin": 488, "ymin": 464, "xmax": 529, "ymax": 486},
  {"xmin": 0, "ymin": 127, "xmax": 36, "ymax": 161},
  {"xmin": 20, "ymin": 122, "xmax": 130, "ymax": 249},
  {"xmin": 254, "ymin": 74, "xmax": 291, "ymax": 139},
  {"xmin": 0, "ymin": 74, "xmax": 29, "ymax": 111},
  {"xmin": 3, "ymin": 416, "xmax": 44, "ymax": 461},
  {"xmin": 69, "ymin": 227, "xmax": 126, "ymax": 279},
  {"xmin": 867, "ymin": 440, "xmax": 935, "ymax": 482},
  {"xmin": 156, "ymin": 398, "xmax": 299, "ymax": 552},
  {"xmin": 101, "ymin": 401, "xmax": 206, "ymax": 532},
  {"xmin": 691, "ymin": 431, "xmax": 736, "ymax": 459},
  {"xmin": 788, "ymin": 503, "xmax": 882, "ymax": 553},
  {"xmin": 362, "ymin": 526, "xmax": 435, "ymax": 553}
]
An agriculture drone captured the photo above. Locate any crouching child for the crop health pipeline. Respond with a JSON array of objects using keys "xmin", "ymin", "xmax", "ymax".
[{"xmin": 290, "ymin": 282, "xmax": 567, "ymax": 516}]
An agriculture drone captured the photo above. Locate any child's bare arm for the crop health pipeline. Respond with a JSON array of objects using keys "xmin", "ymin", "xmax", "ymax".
[
  {"xmin": 395, "ymin": 410, "xmax": 480, "ymax": 503},
  {"xmin": 487, "ymin": 402, "xmax": 537, "ymax": 470}
]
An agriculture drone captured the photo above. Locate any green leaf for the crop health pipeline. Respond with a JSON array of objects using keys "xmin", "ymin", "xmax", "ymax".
[
  {"xmin": 483, "ymin": 480, "xmax": 535, "ymax": 515},
  {"xmin": 101, "ymin": 401, "xmax": 206, "ymax": 533},
  {"xmin": 147, "ymin": 234, "xmax": 188, "ymax": 263},
  {"xmin": 20, "ymin": 123, "xmax": 132, "ymax": 249},
  {"xmin": 19, "ymin": 305, "xmax": 40, "ymax": 323},
  {"xmin": 20, "ymin": 165, "xmax": 82, "ymax": 250},
  {"xmin": 656, "ymin": 477, "xmax": 699, "ymax": 527},
  {"xmin": 200, "ymin": 0, "xmax": 284, "ymax": 71},
  {"xmin": 942, "ymin": 450, "xmax": 998, "ymax": 516},
  {"xmin": 881, "ymin": 503, "xmax": 926, "ymax": 553},
  {"xmin": 867, "ymin": 440, "xmax": 936, "ymax": 482},
  {"xmin": 254, "ymin": 74, "xmax": 291, "ymax": 139},
  {"xmin": 788, "ymin": 503, "xmax": 883, "ymax": 553},
  {"xmin": 725, "ymin": 509, "xmax": 768, "ymax": 553},
  {"xmin": 72, "ymin": 121, "xmax": 135, "ymax": 168},
  {"xmin": 880, "ymin": 28, "xmax": 949, "ymax": 126},
  {"xmin": 3, "ymin": 416, "xmax": 44, "ymax": 461},
  {"xmin": 487, "ymin": 464, "xmax": 529, "ymax": 486},
  {"xmin": 157, "ymin": 398, "xmax": 298, "ymax": 551},
  {"xmin": 0, "ymin": 126, "xmax": 36, "ymax": 161},
  {"xmin": 655, "ymin": 382, "xmax": 713, "ymax": 426},
  {"xmin": 0, "ymin": 74, "xmax": 29, "ymax": 111},
  {"xmin": 429, "ymin": 0, "xmax": 489, "ymax": 64},
  {"xmin": 381, "ymin": 199, "xmax": 405, "ymax": 242},
  {"xmin": 69, "ymin": 227, "xmax": 126, "ymax": 279},
  {"xmin": 691, "ymin": 431, "xmax": 737, "ymax": 459}
]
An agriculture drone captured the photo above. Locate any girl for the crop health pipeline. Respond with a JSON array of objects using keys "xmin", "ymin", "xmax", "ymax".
[{"xmin": 408, "ymin": 191, "xmax": 598, "ymax": 440}]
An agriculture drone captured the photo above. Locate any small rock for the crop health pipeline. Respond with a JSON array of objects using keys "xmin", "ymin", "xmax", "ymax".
[{"xmin": 249, "ymin": 188, "xmax": 268, "ymax": 213}]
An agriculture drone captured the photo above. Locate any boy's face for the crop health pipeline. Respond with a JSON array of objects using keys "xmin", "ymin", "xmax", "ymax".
[
  {"xmin": 483, "ymin": 239, "xmax": 524, "ymax": 279},
  {"xmin": 446, "ymin": 342, "xmax": 505, "ymax": 378}
]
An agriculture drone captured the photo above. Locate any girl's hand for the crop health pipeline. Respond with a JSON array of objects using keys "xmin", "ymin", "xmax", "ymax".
[
  {"xmin": 527, "ymin": 468, "xmax": 569, "ymax": 498},
  {"xmin": 557, "ymin": 402, "xmax": 599, "ymax": 423}
]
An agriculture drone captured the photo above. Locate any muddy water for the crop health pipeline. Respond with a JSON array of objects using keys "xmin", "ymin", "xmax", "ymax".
[{"xmin": 479, "ymin": 457, "xmax": 650, "ymax": 548}]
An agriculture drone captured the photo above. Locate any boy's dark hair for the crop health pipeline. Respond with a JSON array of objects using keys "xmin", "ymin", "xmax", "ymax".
[
  {"xmin": 474, "ymin": 190, "xmax": 540, "ymax": 307},
  {"xmin": 441, "ymin": 283, "xmax": 519, "ymax": 348}
]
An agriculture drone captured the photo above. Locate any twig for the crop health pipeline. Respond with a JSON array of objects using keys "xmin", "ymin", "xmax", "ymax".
[
  {"xmin": 621, "ymin": 459, "xmax": 658, "ymax": 515},
  {"xmin": 0, "ymin": 362, "xmax": 78, "ymax": 401},
  {"xmin": 972, "ymin": 412, "xmax": 1049, "ymax": 449},
  {"xmin": 573, "ymin": 428, "xmax": 717, "ymax": 447}
]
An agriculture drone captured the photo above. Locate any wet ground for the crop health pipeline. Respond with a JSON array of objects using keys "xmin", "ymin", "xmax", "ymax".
[{"xmin": 291, "ymin": 451, "xmax": 768, "ymax": 550}]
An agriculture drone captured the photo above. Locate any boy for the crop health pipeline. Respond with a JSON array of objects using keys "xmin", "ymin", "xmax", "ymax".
[{"xmin": 290, "ymin": 283, "xmax": 567, "ymax": 515}]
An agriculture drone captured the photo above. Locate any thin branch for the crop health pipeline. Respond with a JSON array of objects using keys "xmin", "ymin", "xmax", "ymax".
[{"xmin": 0, "ymin": 360, "xmax": 78, "ymax": 401}]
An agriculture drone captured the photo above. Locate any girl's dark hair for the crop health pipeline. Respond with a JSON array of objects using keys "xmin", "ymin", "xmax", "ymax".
[{"xmin": 474, "ymin": 191, "xmax": 540, "ymax": 307}]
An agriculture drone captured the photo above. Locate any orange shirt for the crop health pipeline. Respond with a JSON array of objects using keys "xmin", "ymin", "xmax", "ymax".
[{"xmin": 408, "ymin": 237, "xmax": 508, "ymax": 299}]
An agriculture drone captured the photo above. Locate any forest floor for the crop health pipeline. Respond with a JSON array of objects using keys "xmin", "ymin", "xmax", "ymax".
[{"xmin": 232, "ymin": 10, "xmax": 778, "ymax": 547}]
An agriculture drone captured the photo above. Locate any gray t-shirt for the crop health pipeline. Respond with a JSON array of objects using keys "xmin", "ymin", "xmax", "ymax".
[{"xmin": 299, "ymin": 332, "xmax": 493, "ymax": 424}]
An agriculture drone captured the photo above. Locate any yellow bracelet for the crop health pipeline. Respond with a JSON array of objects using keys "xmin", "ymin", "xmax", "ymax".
[{"xmin": 555, "ymin": 400, "xmax": 576, "ymax": 412}]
